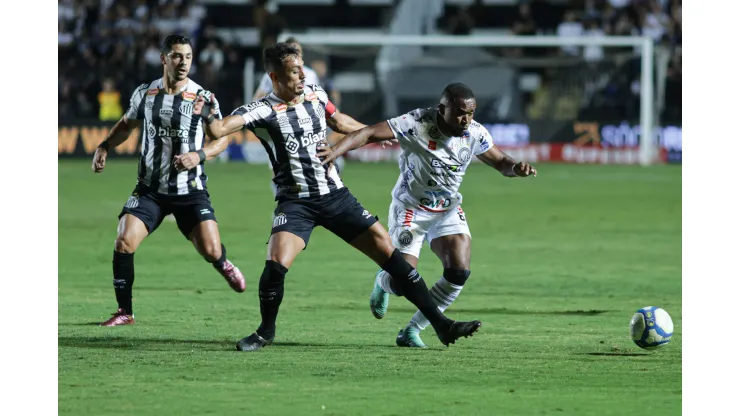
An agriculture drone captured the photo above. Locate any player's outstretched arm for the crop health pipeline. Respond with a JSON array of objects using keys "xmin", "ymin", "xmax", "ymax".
[
  {"xmin": 92, "ymin": 115, "xmax": 142, "ymax": 173},
  {"xmin": 193, "ymin": 93, "xmax": 245, "ymax": 139},
  {"xmin": 318, "ymin": 121, "xmax": 395, "ymax": 165},
  {"xmin": 326, "ymin": 111, "xmax": 367, "ymax": 135},
  {"xmin": 476, "ymin": 145, "xmax": 537, "ymax": 178},
  {"xmin": 173, "ymin": 135, "xmax": 230, "ymax": 172}
]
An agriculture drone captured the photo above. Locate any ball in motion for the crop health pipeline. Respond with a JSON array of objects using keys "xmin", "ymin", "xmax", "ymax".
[{"xmin": 629, "ymin": 306, "xmax": 673, "ymax": 350}]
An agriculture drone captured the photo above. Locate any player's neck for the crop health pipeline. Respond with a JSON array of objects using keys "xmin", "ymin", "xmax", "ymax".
[
  {"xmin": 273, "ymin": 89, "xmax": 298, "ymax": 103},
  {"xmin": 435, "ymin": 113, "xmax": 455, "ymax": 138},
  {"xmin": 161, "ymin": 75, "xmax": 189, "ymax": 94}
]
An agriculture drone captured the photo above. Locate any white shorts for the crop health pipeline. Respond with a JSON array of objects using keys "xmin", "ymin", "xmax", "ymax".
[{"xmin": 387, "ymin": 199, "xmax": 471, "ymax": 258}]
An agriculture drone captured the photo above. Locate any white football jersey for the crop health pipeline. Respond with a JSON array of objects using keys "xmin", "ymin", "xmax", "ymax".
[{"xmin": 387, "ymin": 108, "xmax": 494, "ymax": 212}]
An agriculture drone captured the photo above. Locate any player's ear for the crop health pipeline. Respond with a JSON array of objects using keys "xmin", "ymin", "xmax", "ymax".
[
  {"xmin": 269, "ymin": 71, "xmax": 279, "ymax": 83},
  {"xmin": 160, "ymin": 53, "xmax": 166, "ymax": 66},
  {"xmin": 437, "ymin": 103, "xmax": 446, "ymax": 115}
]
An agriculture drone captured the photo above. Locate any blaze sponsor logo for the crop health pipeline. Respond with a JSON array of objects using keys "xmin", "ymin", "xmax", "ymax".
[
  {"xmin": 158, "ymin": 126, "xmax": 189, "ymax": 138},
  {"xmin": 431, "ymin": 159, "xmax": 463, "ymax": 172}
]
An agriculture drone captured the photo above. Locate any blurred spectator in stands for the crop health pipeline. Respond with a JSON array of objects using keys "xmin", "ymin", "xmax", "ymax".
[
  {"xmin": 608, "ymin": 0, "xmax": 632, "ymax": 9},
  {"xmin": 310, "ymin": 58, "xmax": 341, "ymax": 108},
  {"xmin": 582, "ymin": 18, "xmax": 606, "ymax": 62},
  {"xmin": 663, "ymin": 48, "xmax": 681, "ymax": 120},
  {"xmin": 98, "ymin": 78, "xmax": 123, "ymax": 122},
  {"xmin": 642, "ymin": 0, "xmax": 671, "ymax": 42},
  {"xmin": 512, "ymin": 2, "xmax": 537, "ymax": 37},
  {"xmin": 200, "ymin": 40, "xmax": 225, "ymax": 86},
  {"xmin": 556, "ymin": 11, "xmax": 583, "ymax": 56},
  {"xmin": 444, "ymin": 7, "xmax": 475, "ymax": 36}
]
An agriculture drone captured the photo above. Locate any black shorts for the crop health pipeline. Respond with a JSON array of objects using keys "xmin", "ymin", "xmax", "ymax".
[
  {"xmin": 270, "ymin": 187, "xmax": 378, "ymax": 247},
  {"xmin": 118, "ymin": 183, "xmax": 217, "ymax": 238}
]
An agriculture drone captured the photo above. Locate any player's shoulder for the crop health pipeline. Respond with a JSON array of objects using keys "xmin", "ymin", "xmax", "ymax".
[
  {"xmin": 231, "ymin": 99, "xmax": 273, "ymax": 118},
  {"xmin": 468, "ymin": 120, "xmax": 488, "ymax": 135}
]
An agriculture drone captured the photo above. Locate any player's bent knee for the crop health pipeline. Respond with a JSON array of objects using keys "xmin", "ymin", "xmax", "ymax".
[
  {"xmin": 443, "ymin": 268, "xmax": 471, "ymax": 286},
  {"xmin": 201, "ymin": 242, "xmax": 222, "ymax": 262},
  {"xmin": 114, "ymin": 236, "xmax": 137, "ymax": 254}
]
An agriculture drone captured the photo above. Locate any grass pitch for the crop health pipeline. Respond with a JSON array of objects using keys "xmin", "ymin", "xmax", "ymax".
[{"xmin": 59, "ymin": 160, "xmax": 681, "ymax": 415}]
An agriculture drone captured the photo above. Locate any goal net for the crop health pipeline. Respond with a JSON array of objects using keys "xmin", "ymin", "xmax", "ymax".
[{"xmin": 266, "ymin": 33, "xmax": 676, "ymax": 166}]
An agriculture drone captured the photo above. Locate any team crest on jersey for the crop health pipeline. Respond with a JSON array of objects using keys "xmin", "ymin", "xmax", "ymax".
[
  {"xmin": 180, "ymin": 101, "xmax": 193, "ymax": 116},
  {"xmin": 273, "ymin": 103, "xmax": 287, "ymax": 112},
  {"xmin": 458, "ymin": 146, "xmax": 471, "ymax": 163},
  {"xmin": 398, "ymin": 229, "xmax": 413, "ymax": 247},
  {"xmin": 428, "ymin": 126, "xmax": 442, "ymax": 139}
]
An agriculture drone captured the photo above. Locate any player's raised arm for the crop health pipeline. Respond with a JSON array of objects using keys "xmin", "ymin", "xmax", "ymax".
[
  {"xmin": 92, "ymin": 85, "xmax": 146, "ymax": 173},
  {"xmin": 318, "ymin": 121, "xmax": 395, "ymax": 166},
  {"xmin": 475, "ymin": 136, "xmax": 537, "ymax": 178}
]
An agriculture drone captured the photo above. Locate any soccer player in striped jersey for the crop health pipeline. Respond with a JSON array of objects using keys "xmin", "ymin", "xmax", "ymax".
[
  {"xmin": 319, "ymin": 83, "xmax": 537, "ymax": 348},
  {"xmin": 91, "ymin": 35, "xmax": 246, "ymax": 327},
  {"xmin": 251, "ymin": 37, "xmax": 346, "ymax": 195},
  {"xmin": 196, "ymin": 42, "xmax": 482, "ymax": 351}
]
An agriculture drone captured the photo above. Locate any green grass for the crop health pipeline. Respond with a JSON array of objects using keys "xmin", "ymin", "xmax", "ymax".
[{"xmin": 59, "ymin": 160, "xmax": 682, "ymax": 415}]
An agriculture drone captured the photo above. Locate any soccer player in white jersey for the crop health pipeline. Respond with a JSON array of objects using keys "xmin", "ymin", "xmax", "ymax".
[
  {"xmin": 251, "ymin": 37, "xmax": 345, "ymax": 195},
  {"xmin": 91, "ymin": 35, "xmax": 246, "ymax": 327},
  {"xmin": 320, "ymin": 83, "xmax": 537, "ymax": 347},
  {"xmin": 194, "ymin": 43, "xmax": 482, "ymax": 351}
]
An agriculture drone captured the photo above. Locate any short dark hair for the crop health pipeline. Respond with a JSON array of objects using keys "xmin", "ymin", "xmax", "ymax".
[
  {"xmin": 161, "ymin": 35, "xmax": 192, "ymax": 54},
  {"xmin": 441, "ymin": 83, "xmax": 475, "ymax": 103},
  {"xmin": 284, "ymin": 36, "xmax": 300, "ymax": 45},
  {"xmin": 263, "ymin": 42, "xmax": 301, "ymax": 72}
]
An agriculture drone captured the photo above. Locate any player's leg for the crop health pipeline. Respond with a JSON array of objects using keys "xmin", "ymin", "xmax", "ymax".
[
  {"xmin": 399, "ymin": 206, "xmax": 472, "ymax": 347},
  {"xmin": 370, "ymin": 202, "xmax": 425, "ymax": 319},
  {"xmin": 323, "ymin": 191, "xmax": 481, "ymax": 346},
  {"xmin": 236, "ymin": 200, "xmax": 317, "ymax": 352},
  {"xmin": 101, "ymin": 188, "xmax": 165, "ymax": 326},
  {"xmin": 173, "ymin": 194, "xmax": 246, "ymax": 292}
]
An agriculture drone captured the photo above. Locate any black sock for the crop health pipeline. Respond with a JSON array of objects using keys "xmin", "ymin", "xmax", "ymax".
[
  {"xmin": 381, "ymin": 249, "xmax": 452, "ymax": 333},
  {"xmin": 210, "ymin": 244, "xmax": 227, "ymax": 269},
  {"xmin": 112, "ymin": 251, "xmax": 135, "ymax": 315},
  {"xmin": 256, "ymin": 260, "xmax": 288, "ymax": 340}
]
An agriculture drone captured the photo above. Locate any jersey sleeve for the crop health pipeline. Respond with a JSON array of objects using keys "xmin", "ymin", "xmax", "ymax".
[
  {"xmin": 257, "ymin": 73, "xmax": 273, "ymax": 94},
  {"xmin": 230, "ymin": 100, "xmax": 272, "ymax": 130},
  {"xmin": 386, "ymin": 112, "xmax": 419, "ymax": 147},
  {"xmin": 124, "ymin": 83, "xmax": 149, "ymax": 120},
  {"xmin": 212, "ymin": 96, "xmax": 223, "ymax": 120},
  {"xmin": 310, "ymin": 85, "xmax": 337, "ymax": 118},
  {"xmin": 473, "ymin": 124, "xmax": 494, "ymax": 155}
]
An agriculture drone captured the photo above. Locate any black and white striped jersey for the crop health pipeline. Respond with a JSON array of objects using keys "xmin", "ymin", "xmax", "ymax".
[
  {"xmin": 125, "ymin": 78, "xmax": 222, "ymax": 196},
  {"xmin": 231, "ymin": 85, "xmax": 343, "ymax": 199}
]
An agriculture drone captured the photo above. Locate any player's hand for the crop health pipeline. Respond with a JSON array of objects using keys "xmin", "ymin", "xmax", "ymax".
[
  {"xmin": 380, "ymin": 138, "xmax": 398, "ymax": 149},
  {"xmin": 174, "ymin": 152, "xmax": 201, "ymax": 171},
  {"xmin": 194, "ymin": 90, "xmax": 217, "ymax": 116},
  {"xmin": 513, "ymin": 161, "xmax": 537, "ymax": 177},
  {"xmin": 92, "ymin": 148, "xmax": 107, "ymax": 173},
  {"xmin": 317, "ymin": 142, "xmax": 338, "ymax": 166}
]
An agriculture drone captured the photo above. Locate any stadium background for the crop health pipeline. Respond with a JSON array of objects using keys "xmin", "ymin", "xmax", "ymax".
[
  {"xmin": 58, "ymin": 1, "xmax": 682, "ymax": 415},
  {"xmin": 58, "ymin": 0, "xmax": 682, "ymax": 164}
]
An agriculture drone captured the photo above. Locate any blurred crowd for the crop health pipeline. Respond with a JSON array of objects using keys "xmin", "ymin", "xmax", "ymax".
[{"xmin": 59, "ymin": 0, "xmax": 681, "ymax": 123}]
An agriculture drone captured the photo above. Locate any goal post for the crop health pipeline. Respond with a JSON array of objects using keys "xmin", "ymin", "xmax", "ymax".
[{"xmin": 278, "ymin": 33, "xmax": 661, "ymax": 166}]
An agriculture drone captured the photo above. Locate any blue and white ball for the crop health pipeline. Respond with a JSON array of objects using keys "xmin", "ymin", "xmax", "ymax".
[{"xmin": 629, "ymin": 306, "xmax": 673, "ymax": 350}]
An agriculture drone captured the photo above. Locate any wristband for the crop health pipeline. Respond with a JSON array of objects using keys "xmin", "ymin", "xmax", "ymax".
[
  {"xmin": 205, "ymin": 114, "xmax": 216, "ymax": 125},
  {"xmin": 197, "ymin": 149, "xmax": 207, "ymax": 163},
  {"xmin": 98, "ymin": 141, "xmax": 110, "ymax": 151}
]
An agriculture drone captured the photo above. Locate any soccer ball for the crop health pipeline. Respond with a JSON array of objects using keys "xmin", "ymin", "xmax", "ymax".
[{"xmin": 629, "ymin": 306, "xmax": 673, "ymax": 350}]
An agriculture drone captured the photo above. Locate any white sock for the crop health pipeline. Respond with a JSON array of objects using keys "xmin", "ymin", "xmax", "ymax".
[
  {"xmin": 376, "ymin": 270, "xmax": 400, "ymax": 296},
  {"xmin": 408, "ymin": 276, "xmax": 463, "ymax": 331}
]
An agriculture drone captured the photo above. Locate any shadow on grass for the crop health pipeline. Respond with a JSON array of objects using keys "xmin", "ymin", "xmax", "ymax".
[
  {"xmin": 58, "ymin": 336, "xmax": 398, "ymax": 351},
  {"xmin": 578, "ymin": 352, "xmax": 650, "ymax": 357},
  {"xmin": 302, "ymin": 305, "xmax": 612, "ymax": 316}
]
